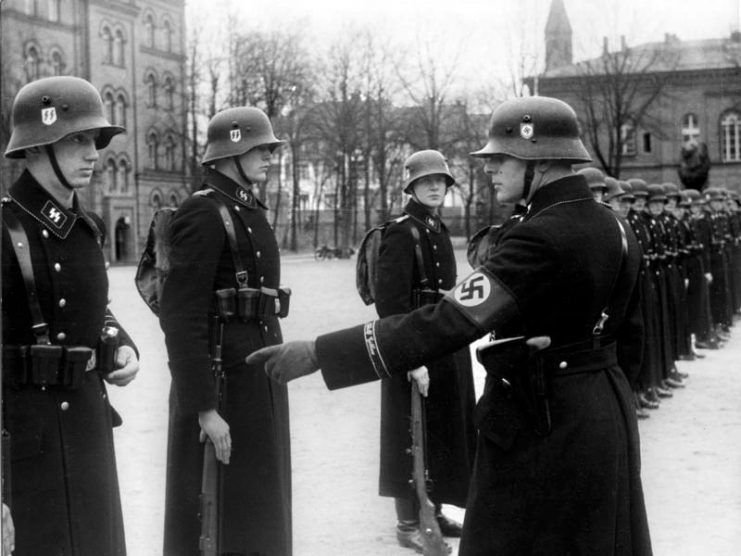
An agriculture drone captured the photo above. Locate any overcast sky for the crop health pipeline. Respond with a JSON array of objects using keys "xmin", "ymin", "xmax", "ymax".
[{"xmin": 185, "ymin": 0, "xmax": 741, "ymax": 97}]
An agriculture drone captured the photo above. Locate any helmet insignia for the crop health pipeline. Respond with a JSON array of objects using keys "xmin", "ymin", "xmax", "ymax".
[
  {"xmin": 41, "ymin": 107, "xmax": 57, "ymax": 126},
  {"xmin": 230, "ymin": 128, "xmax": 241, "ymax": 143},
  {"xmin": 520, "ymin": 122, "xmax": 534, "ymax": 140}
]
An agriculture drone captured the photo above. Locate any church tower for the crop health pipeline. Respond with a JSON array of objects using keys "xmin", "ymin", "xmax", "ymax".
[{"xmin": 545, "ymin": 0, "xmax": 573, "ymax": 71}]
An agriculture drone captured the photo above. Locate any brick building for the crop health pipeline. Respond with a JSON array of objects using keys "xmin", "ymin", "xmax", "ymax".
[
  {"xmin": 530, "ymin": 0, "xmax": 741, "ymax": 190},
  {"xmin": 1, "ymin": 0, "xmax": 189, "ymax": 262}
]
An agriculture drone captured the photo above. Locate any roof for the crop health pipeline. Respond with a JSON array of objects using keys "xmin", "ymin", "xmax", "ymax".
[{"xmin": 540, "ymin": 34, "xmax": 741, "ymax": 79}]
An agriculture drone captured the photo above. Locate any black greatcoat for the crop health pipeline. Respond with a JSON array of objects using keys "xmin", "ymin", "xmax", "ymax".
[
  {"xmin": 375, "ymin": 200, "xmax": 476, "ymax": 507},
  {"xmin": 2, "ymin": 172, "xmax": 136, "ymax": 556},
  {"xmin": 160, "ymin": 169, "xmax": 291, "ymax": 556},
  {"xmin": 314, "ymin": 176, "xmax": 651, "ymax": 556}
]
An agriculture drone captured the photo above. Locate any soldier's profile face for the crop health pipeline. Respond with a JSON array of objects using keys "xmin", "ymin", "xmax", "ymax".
[
  {"xmin": 238, "ymin": 145, "xmax": 273, "ymax": 184},
  {"xmin": 483, "ymin": 154, "xmax": 526, "ymax": 204},
  {"xmin": 48, "ymin": 130, "xmax": 101, "ymax": 189},
  {"xmin": 648, "ymin": 200, "xmax": 664, "ymax": 215},
  {"xmin": 633, "ymin": 197, "xmax": 646, "ymax": 211},
  {"xmin": 412, "ymin": 175, "xmax": 447, "ymax": 209}
]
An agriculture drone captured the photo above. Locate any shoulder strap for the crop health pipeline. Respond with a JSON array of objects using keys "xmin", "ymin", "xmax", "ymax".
[
  {"xmin": 211, "ymin": 196, "xmax": 248, "ymax": 288},
  {"xmin": 407, "ymin": 221, "xmax": 431, "ymax": 289},
  {"xmin": 3, "ymin": 208, "xmax": 50, "ymax": 344},
  {"xmin": 592, "ymin": 215, "xmax": 628, "ymax": 339}
]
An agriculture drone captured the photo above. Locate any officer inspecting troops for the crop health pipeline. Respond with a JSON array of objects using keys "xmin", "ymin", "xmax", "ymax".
[
  {"xmin": 248, "ymin": 96, "xmax": 652, "ymax": 556},
  {"xmin": 158, "ymin": 107, "xmax": 292, "ymax": 556},
  {"xmin": 2, "ymin": 76, "xmax": 140, "ymax": 555}
]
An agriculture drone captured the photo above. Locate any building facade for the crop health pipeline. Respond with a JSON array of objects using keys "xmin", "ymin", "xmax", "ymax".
[
  {"xmin": 1, "ymin": 0, "xmax": 189, "ymax": 262},
  {"xmin": 532, "ymin": 0, "xmax": 741, "ymax": 191}
]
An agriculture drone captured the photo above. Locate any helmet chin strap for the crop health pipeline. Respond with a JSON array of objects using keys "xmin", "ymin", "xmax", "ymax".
[
  {"xmin": 522, "ymin": 160, "xmax": 536, "ymax": 203},
  {"xmin": 233, "ymin": 156, "xmax": 253, "ymax": 186},
  {"xmin": 45, "ymin": 144, "xmax": 74, "ymax": 190}
]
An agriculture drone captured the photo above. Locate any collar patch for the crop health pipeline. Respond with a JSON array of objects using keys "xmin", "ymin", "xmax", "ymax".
[{"xmin": 41, "ymin": 200, "xmax": 68, "ymax": 229}]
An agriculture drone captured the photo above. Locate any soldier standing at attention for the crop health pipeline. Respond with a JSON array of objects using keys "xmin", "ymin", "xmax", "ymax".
[
  {"xmin": 374, "ymin": 150, "xmax": 475, "ymax": 552},
  {"xmin": 248, "ymin": 96, "xmax": 652, "ymax": 556},
  {"xmin": 159, "ymin": 107, "xmax": 292, "ymax": 556},
  {"xmin": 2, "ymin": 76, "xmax": 140, "ymax": 555}
]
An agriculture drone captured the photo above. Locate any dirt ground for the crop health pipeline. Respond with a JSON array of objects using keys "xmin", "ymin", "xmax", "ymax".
[{"xmin": 107, "ymin": 252, "xmax": 741, "ymax": 555}]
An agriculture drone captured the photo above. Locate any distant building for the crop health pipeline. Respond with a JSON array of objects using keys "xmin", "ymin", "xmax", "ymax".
[
  {"xmin": 530, "ymin": 0, "xmax": 741, "ymax": 190},
  {"xmin": 1, "ymin": 0, "xmax": 189, "ymax": 263}
]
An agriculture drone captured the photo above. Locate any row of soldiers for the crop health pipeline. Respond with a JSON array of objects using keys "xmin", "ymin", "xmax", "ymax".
[{"xmin": 578, "ymin": 168, "xmax": 741, "ymax": 419}]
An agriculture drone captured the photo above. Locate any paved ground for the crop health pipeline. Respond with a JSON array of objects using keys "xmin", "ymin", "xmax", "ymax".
[{"xmin": 107, "ymin": 251, "xmax": 741, "ymax": 555}]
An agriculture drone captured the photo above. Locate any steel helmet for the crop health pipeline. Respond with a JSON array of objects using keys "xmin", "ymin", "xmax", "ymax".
[
  {"xmin": 470, "ymin": 96, "xmax": 591, "ymax": 163},
  {"xmin": 604, "ymin": 176, "xmax": 626, "ymax": 201},
  {"xmin": 626, "ymin": 178, "xmax": 648, "ymax": 198},
  {"xmin": 646, "ymin": 184, "xmax": 668, "ymax": 203},
  {"xmin": 618, "ymin": 180, "xmax": 634, "ymax": 202},
  {"xmin": 704, "ymin": 187, "xmax": 724, "ymax": 201},
  {"xmin": 662, "ymin": 182, "xmax": 680, "ymax": 199},
  {"xmin": 683, "ymin": 188, "xmax": 702, "ymax": 206},
  {"xmin": 403, "ymin": 150, "xmax": 455, "ymax": 193},
  {"xmin": 202, "ymin": 107, "xmax": 285, "ymax": 165},
  {"xmin": 677, "ymin": 190, "xmax": 691, "ymax": 208},
  {"xmin": 577, "ymin": 167, "xmax": 607, "ymax": 192},
  {"xmin": 5, "ymin": 76, "xmax": 124, "ymax": 159}
]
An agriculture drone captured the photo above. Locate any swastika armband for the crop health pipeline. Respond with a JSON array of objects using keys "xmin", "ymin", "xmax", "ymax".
[{"xmin": 443, "ymin": 267, "xmax": 520, "ymax": 332}]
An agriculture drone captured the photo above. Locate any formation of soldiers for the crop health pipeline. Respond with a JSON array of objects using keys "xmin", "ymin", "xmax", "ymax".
[{"xmin": 578, "ymin": 168, "xmax": 741, "ymax": 420}]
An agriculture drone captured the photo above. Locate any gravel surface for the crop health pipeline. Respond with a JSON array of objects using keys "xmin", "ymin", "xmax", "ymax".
[{"xmin": 107, "ymin": 252, "xmax": 741, "ymax": 555}]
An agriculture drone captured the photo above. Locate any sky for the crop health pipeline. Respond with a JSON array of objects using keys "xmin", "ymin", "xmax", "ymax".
[{"xmin": 185, "ymin": 0, "xmax": 741, "ymax": 99}]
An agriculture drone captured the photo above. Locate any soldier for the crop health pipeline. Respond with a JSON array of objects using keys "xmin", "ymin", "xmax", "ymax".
[
  {"xmin": 2, "ymin": 76, "xmax": 140, "ymax": 555},
  {"xmin": 158, "ymin": 107, "xmax": 292, "ymax": 555},
  {"xmin": 375, "ymin": 150, "xmax": 475, "ymax": 551},
  {"xmin": 705, "ymin": 187, "xmax": 733, "ymax": 338},
  {"xmin": 248, "ymin": 96, "xmax": 652, "ymax": 556},
  {"xmin": 577, "ymin": 166, "xmax": 607, "ymax": 203}
]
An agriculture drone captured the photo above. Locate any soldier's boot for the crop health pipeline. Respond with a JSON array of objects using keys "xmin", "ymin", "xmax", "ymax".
[
  {"xmin": 664, "ymin": 376, "xmax": 685, "ymax": 389},
  {"xmin": 638, "ymin": 391, "xmax": 660, "ymax": 410},
  {"xmin": 645, "ymin": 388, "xmax": 662, "ymax": 404},
  {"xmin": 633, "ymin": 392, "xmax": 650, "ymax": 419},
  {"xmin": 655, "ymin": 385, "xmax": 674, "ymax": 398}
]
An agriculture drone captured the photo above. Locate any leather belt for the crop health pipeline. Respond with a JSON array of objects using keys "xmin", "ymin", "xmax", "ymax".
[{"xmin": 538, "ymin": 341, "xmax": 617, "ymax": 376}]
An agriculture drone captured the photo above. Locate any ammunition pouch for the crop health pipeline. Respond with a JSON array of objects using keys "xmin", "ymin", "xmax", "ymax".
[
  {"xmin": 3, "ymin": 344, "xmax": 96, "ymax": 389},
  {"xmin": 214, "ymin": 286, "xmax": 291, "ymax": 321}
]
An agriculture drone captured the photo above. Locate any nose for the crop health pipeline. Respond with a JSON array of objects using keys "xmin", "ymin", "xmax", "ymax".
[{"xmin": 85, "ymin": 143, "xmax": 99, "ymax": 162}]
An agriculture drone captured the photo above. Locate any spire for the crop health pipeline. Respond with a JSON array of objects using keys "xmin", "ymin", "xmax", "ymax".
[{"xmin": 545, "ymin": 0, "xmax": 573, "ymax": 72}]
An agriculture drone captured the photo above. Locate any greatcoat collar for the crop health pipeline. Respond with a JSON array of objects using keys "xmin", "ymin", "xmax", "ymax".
[
  {"xmin": 202, "ymin": 168, "xmax": 267, "ymax": 210},
  {"xmin": 403, "ymin": 199, "xmax": 442, "ymax": 233}
]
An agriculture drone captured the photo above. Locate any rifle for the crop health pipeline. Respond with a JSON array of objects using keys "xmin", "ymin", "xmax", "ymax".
[
  {"xmin": 199, "ymin": 315, "xmax": 225, "ymax": 556},
  {"xmin": 410, "ymin": 381, "xmax": 448, "ymax": 556}
]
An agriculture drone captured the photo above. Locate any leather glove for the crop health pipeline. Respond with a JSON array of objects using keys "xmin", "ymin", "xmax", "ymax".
[
  {"xmin": 407, "ymin": 366, "xmax": 430, "ymax": 397},
  {"xmin": 526, "ymin": 336, "xmax": 551, "ymax": 351},
  {"xmin": 245, "ymin": 341, "xmax": 319, "ymax": 384}
]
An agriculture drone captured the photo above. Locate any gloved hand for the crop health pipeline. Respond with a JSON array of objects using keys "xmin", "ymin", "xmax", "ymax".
[
  {"xmin": 407, "ymin": 366, "xmax": 430, "ymax": 397},
  {"xmin": 245, "ymin": 341, "xmax": 319, "ymax": 384},
  {"xmin": 526, "ymin": 336, "xmax": 551, "ymax": 351}
]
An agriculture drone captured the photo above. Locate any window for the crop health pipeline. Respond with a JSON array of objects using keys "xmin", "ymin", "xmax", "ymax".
[
  {"xmin": 682, "ymin": 113, "xmax": 700, "ymax": 142},
  {"xmin": 145, "ymin": 73, "xmax": 157, "ymax": 106},
  {"xmin": 147, "ymin": 131, "xmax": 159, "ymax": 168},
  {"xmin": 642, "ymin": 132, "xmax": 652, "ymax": 154},
  {"xmin": 115, "ymin": 94, "xmax": 126, "ymax": 127},
  {"xmin": 50, "ymin": 50, "xmax": 64, "ymax": 75},
  {"xmin": 106, "ymin": 158, "xmax": 117, "ymax": 192},
  {"xmin": 151, "ymin": 191, "xmax": 163, "ymax": 209},
  {"xmin": 25, "ymin": 46, "xmax": 40, "ymax": 81},
  {"xmin": 25, "ymin": 0, "xmax": 38, "ymax": 16},
  {"xmin": 102, "ymin": 27, "xmax": 113, "ymax": 64},
  {"xmin": 164, "ymin": 76, "xmax": 175, "ymax": 110},
  {"xmin": 114, "ymin": 30, "xmax": 125, "ymax": 66},
  {"xmin": 163, "ymin": 20, "xmax": 172, "ymax": 52},
  {"xmin": 104, "ymin": 91, "xmax": 115, "ymax": 123},
  {"xmin": 117, "ymin": 159, "xmax": 130, "ymax": 193},
  {"xmin": 621, "ymin": 121, "xmax": 636, "ymax": 156},
  {"xmin": 164, "ymin": 135, "xmax": 176, "ymax": 170},
  {"xmin": 48, "ymin": 0, "xmax": 60, "ymax": 22},
  {"xmin": 144, "ymin": 14, "xmax": 155, "ymax": 48},
  {"xmin": 721, "ymin": 111, "xmax": 741, "ymax": 162},
  {"xmin": 169, "ymin": 192, "xmax": 178, "ymax": 207}
]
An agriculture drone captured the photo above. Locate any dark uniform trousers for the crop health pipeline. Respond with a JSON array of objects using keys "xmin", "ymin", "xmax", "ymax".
[
  {"xmin": 314, "ymin": 176, "xmax": 652, "ymax": 556},
  {"xmin": 160, "ymin": 168, "xmax": 291, "ymax": 556},
  {"xmin": 2, "ymin": 171, "xmax": 136, "ymax": 556}
]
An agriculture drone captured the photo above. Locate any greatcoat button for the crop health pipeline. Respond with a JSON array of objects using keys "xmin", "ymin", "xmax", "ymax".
[
  {"xmin": 60, "ymin": 401, "xmax": 70, "ymax": 411},
  {"xmin": 247, "ymin": 227, "xmax": 253, "ymax": 233},
  {"xmin": 57, "ymin": 332, "xmax": 66, "ymax": 341},
  {"xmin": 58, "ymin": 298, "xmax": 66, "ymax": 308},
  {"xmin": 256, "ymin": 251, "xmax": 261, "ymax": 258},
  {"xmin": 235, "ymin": 206, "xmax": 240, "ymax": 211},
  {"xmin": 260, "ymin": 276, "xmax": 265, "ymax": 283},
  {"xmin": 54, "ymin": 263, "xmax": 61, "ymax": 272},
  {"xmin": 42, "ymin": 230, "xmax": 49, "ymax": 238},
  {"xmin": 559, "ymin": 361, "xmax": 568, "ymax": 369}
]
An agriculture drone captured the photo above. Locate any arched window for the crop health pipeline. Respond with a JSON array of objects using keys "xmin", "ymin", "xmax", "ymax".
[
  {"xmin": 50, "ymin": 50, "xmax": 64, "ymax": 75},
  {"xmin": 682, "ymin": 113, "xmax": 700, "ymax": 142},
  {"xmin": 48, "ymin": 0, "xmax": 61, "ymax": 22},
  {"xmin": 169, "ymin": 192, "xmax": 179, "ymax": 207},
  {"xmin": 164, "ymin": 135, "xmax": 176, "ymax": 170},
  {"xmin": 102, "ymin": 27, "xmax": 113, "ymax": 64},
  {"xmin": 164, "ymin": 76, "xmax": 175, "ymax": 110},
  {"xmin": 145, "ymin": 73, "xmax": 157, "ymax": 106},
  {"xmin": 115, "ymin": 94, "xmax": 126, "ymax": 127},
  {"xmin": 144, "ymin": 14, "xmax": 155, "ymax": 48},
  {"xmin": 106, "ymin": 158, "xmax": 117, "ymax": 192},
  {"xmin": 147, "ymin": 131, "xmax": 159, "ymax": 168},
  {"xmin": 721, "ymin": 111, "xmax": 741, "ymax": 162},
  {"xmin": 104, "ymin": 91, "xmax": 115, "ymax": 123},
  {"xmin": 25, "ymin": 0, "xmax": 38, "ymax": 16},
  {"xmin": 117, "ymin": 159, "xmax": 130, "ymax": 193},
  {"xmin": 151, "ymin": 191, "xmax": 163, "ymax": 209},
  {"xmin": 163, "ymin": 20, "xmax": 173, "ymax": 52},
  {"xmin": 621, "ymin": 121, "xmax": 636, "ymax": 156},
  {"xmin": 25, "ymin": 46, "xmax": 40, "ymax": 81},
  {"xmin": 114, "ymin": 30, "xmax": 125, "ymax": 67}
]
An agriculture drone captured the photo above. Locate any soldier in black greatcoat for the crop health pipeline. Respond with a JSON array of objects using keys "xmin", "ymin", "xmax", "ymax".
[
  {"xmin": 686, "ymin": 190, "xmax": 717, "ymax": 349},
  {"xmin": 2, "ymin": 76, "xmax": 140, "ymax": 556},
  {"xmin": 375, "ymin": 150, "xmax": 475, "ymax": 551},
  {"xmin": 248, "ymin": 97, "xmax": 652, "ymax": 556},
  {"xmin": 159, "ymin": 108, "xmax": 292, "ymax": 555},
  {"xmin": 706, "ymin": 187, "xmax": 734, "ymax": 335}
]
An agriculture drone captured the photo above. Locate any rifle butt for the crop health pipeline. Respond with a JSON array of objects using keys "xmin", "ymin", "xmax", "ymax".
[{"xmin": 199, "ymin": 441, "xmax": 219, "ymax": 556}]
